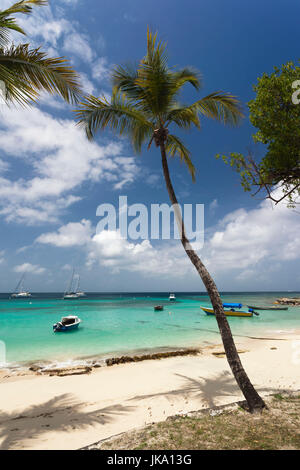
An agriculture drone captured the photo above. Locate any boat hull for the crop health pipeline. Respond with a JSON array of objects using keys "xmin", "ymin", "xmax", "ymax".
[
  {"xmin": 53, "ymin": 322, "xmax": 80, "ymax": 332},
  {"xmin": 201, "ymin": 307, "xmax": 253, "ymax": 317},
  {"xmin": 247, "ymin": 305, "xmax": 288, "ymax": 311}
]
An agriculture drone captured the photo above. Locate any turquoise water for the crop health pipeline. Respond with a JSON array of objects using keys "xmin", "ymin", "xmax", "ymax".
[{"xmin": 0, "ymin": 292, "xmax": 299, "ymax": 368}]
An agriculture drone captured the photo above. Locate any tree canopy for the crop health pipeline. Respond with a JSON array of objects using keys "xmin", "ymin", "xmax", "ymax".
[
  {"xmin": 217, "ymin": 61, "xmax": 300, "ymax": 205},
  {"xmin": 76, "ymin": 29, "xmax": 243, "ymax": 182}
]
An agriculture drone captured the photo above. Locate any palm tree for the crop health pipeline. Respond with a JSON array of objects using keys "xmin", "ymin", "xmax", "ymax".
[
  {"xmin": 76, "ymin": 30, "xmax": 266, "ymax": 412},
  {"xmin": 0, "ymin": 0, "xmax": 81, "ymax": 105}
]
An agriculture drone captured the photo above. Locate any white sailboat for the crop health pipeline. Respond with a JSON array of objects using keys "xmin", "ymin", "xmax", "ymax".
[
  {"xmin": 63, "ymin": 268, "xmax": 79, "ymax": 299},
  {"xmin": 75, "ymin": 274, "xmax": 86, "ymax": 297},
  {"xmin": 11, "ymin": 274, "xmax": 32, "ymax": 299},
  {"xmin": 63, "ymin": 269, "xmax": 85, "ymax": 299}
]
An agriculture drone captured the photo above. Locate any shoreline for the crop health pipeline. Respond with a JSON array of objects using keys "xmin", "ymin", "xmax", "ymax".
[
  {"xmin": 1, "ymin": 326, "xmax": 298, "ymax": 377},
  {"xmin": 1, "ymin": 332, "xmax": 300, "ymax": 450}
]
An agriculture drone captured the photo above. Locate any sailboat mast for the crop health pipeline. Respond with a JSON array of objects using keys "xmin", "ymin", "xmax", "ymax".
[
  {"xmin": 66, "ymin": 268, "xmax": 75, "ymax": 294},
  {"xmin": 14, "ymin": 273, "xmax": 25, "ymax": 293},
  {"xmin": 76, "ymin": 275, "xmax": 80, "ymax": 293}
]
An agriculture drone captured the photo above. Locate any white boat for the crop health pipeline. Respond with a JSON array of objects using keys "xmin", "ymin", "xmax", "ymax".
[
  {"xmin": 53, "ymin": 315, "xmax": 81, "ymax": 332},
  {"xmin": 63, "ymin": 269, "xmax": 81, "ymax": 300},
  {"xmin": 169, "ymin": 293, "xmax": 176, "ymax": 301},
  {"xmin": 63, "ymin": 293, "xmax": 80, "ymax": 299},
  {"xmin": 75, "ymin": 275, "xmax": 86, "ymax": 297},
  {"xmin": 11, "ymin": 274, "xmax": 32, "ymax": 299}
]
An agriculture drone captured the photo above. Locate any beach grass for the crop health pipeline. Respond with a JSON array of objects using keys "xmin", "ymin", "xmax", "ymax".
[{"xmin": 96, "ymin": 393, "xmax": 300, "ymax": 450}]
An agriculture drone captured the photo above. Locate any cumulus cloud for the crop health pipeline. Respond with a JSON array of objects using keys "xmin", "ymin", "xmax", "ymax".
[
  {"xmin": 0, "ymin": 106, "xmax": 139, "ymax": 225},
  {"xmin": 202, "ymin": 189, "xmax": 300, "ymax": 278},
  {"xmin": 63, "ymin": 32, "xmax": 94, "ymax": 63},
  {"xmin": 87, "ymin": 230, "xmax": 191, "ymax": 276},
  {"xmin": 36, "ymin": 219, "xmax": 93, "ymax": 247},
  {"xmin": 14, "ymin": 263, "xmax": 46, "ymax": 275},
  {"xmin": 34, "ymin": 188, "xmax": 300, "ymax": 284}
]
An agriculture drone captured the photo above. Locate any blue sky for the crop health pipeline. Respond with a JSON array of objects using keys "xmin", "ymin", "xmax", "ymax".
[{"xmin": 0, "ymin": 0, "xmax": 300, "ymax": 292}]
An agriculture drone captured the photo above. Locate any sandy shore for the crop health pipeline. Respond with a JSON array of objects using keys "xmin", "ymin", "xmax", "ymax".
[{"xmin": 1, "ymin": 332, "xmax": 300, "ymax": 450}]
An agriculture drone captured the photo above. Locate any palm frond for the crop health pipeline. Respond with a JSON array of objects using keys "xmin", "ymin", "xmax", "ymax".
[
  {"xmin": 165, "ymin": 104, "xmax": 201, "ymax": 129},
  {"xmin": 0, "ymin": 18, "xmax": 24, "ymax": 47},
  {"xmin": 170, "ymin": 67, "xmax": 202, "ymax": 93},
  {"xmin": 0, "ymin": 1, "xmax": 47, "ymax": 46},
  {"xmin": 112, "ymin": 64, "xmax": 144, "ymax": 103},
  {"xmin": 0, "ymin": 44, "xmax": 82, "ymax": 105},
  {"xmin": 166, "ymin": 134, "xmax": 196, "ymax": 181},
  {"xmin": 0, "ymin": 1, "xmax": 47, "ymax": 16},
  {"xmin": 75, "ymin": 91, "xmax": 154, "ymax": 147},
  {"xmin": 189, "ymin": 91, "xmax": 243, "ymax": 125}
]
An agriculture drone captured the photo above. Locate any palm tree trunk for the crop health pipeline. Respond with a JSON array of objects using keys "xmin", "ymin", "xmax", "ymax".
[{"xmin": 160, "ymin": 142, "xmax": 266, "ymax": 413}]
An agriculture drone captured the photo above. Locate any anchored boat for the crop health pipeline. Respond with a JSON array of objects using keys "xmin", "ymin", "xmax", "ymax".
[
  {"xmin": 10, "ymin": 274, "xmax": 32, "ymax": 299},
  {"xmin": 169, "ymin": 293, "xmax": 176, "ymax": 301},
  {"xmin": 201, "ymin": 303, "xmax": 258, "ymax": 317},
  {"xmin": 154, "ymin": 305, "xmax": 164, "ymax": 311},
  {"xmin": 247, "ymin": 305, "xmax": 288, "ymax": 311},
  {"xmin": 63, "ymin": 269, "xmax": 85, "ymax": 299},
  {"xmin": 53, "ymin": 315, "xmax": 81, "ymax": 332}
]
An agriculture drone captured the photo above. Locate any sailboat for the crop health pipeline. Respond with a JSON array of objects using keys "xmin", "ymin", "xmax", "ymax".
[
  {"xmin": 63, "ymin": 270, "xmax": 85, "ymax": 299},
  {"xmin": 63, "ymin": 269, "xmax": 80, "ymax": 299},
  {"xmin": 75, "ymin": 274, "xmax": 86, "ymax": 297},
  {"xmin": 11, "ymin": 274, "xmax": 32, "ymax": 299}
]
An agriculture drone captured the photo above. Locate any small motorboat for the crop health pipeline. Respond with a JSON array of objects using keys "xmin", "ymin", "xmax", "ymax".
[
  {"xmin": 201, "ymin": 302, "xmax": 258, "ymax": 318},
  {"xmin": 169, "ymin": 293, "xmax": 176, "ymax": 301},
  {"xmin": 247, "ymin": 305, "xmax": 288, "ymax": 311},
  {"xmin": 53, "ymin": 315, "xmax": 81, "ymax": 332},
  {"xmin": 154, "ymin": 305, "xmax": 164, "ymax": 311}
]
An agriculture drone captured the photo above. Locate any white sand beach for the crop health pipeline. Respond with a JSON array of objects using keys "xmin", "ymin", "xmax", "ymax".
[{"xmin": 0, "ymin": 333, "xmax": 299, "ymax": 450}]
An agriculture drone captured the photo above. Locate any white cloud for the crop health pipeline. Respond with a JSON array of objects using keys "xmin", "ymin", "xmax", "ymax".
[
  {"xmin": 202, "ymin": 189, "xmax": 300, "ymax": 277},
  {"xmin": 87, "ymin": 230, "xmax": 191, "ymax": 276},
  {"xmin": 34, "ymin": 188, "xmax": 300, "ymax": 285},
  {"xmin": 0, "ymin": 250, "xmax": 5, "ymax": 265},
  {"xmin": 14, "ymin": 263, "xmax": 46, "ymax": 275},
  {"xmin": 0, "ymin": 106, "xmax": 139, "ymax": 225},
  {"xmin": 36, "ymin": 219, "xmax": 93, "ymax": 247},
  {"xmin": 92, "ymin": 57, "xmax": 110, "ymax": 82},
  {"xmin": 209, "ymin": 198, "xmax": 218, "ymax": 214},
  {"xmin": 63, "ymin": 32, "xmax": 94, "ymax": 63}
]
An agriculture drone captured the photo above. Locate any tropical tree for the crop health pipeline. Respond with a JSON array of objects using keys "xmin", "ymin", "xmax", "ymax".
[
  {"xmin": 76, "ymin": 30, "xmax": 266, "ymax": 412},
  {"xmin": 217, "ymin": 61, "xmax": 300, "ymax": 206},
  {"xmin": 0, "ymin": 0, "xmax": 81, "ymax": 105}
]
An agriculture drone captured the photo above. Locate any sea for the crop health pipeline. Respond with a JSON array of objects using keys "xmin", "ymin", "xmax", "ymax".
[{"xmin": 0, "ymin": 292, "xmax": 299, "ymax": 370}]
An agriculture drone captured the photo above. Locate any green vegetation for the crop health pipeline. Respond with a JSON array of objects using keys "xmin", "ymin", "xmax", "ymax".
[
  {"xmin": 0, "ymin": 0, "xmax": 81, "ymax": 105},
  {"xmin": 217, "ymin": 61, "xmax": 300, "ymax": 205},
  {"xmin": 97, "ymin": 394, "xmax": 300, "ymax": 450}
]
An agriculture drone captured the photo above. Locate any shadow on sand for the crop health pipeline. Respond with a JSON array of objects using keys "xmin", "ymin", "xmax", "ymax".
[
  {"xmin": 0, "ymin": 393, "xmax": 134, "ymax": 450},
  {"xmin": 129, "ymin": 371, "xmax": 279, "ymax": 409}
]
